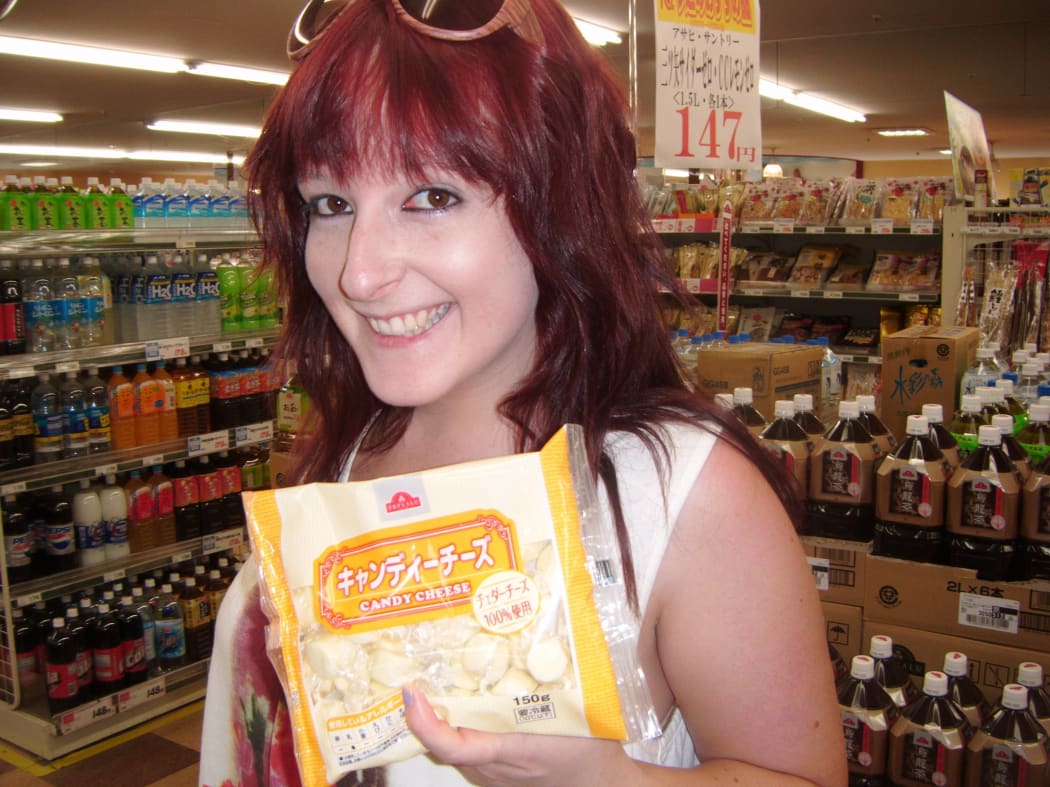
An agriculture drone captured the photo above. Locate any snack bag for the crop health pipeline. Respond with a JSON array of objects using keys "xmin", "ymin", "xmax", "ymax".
[{"xmin": 243, "ymin": 425, "xmax": 659, "ymax": 783}]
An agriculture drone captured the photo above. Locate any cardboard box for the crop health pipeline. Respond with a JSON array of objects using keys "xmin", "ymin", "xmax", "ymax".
[
  {"xmin": 861, "ymin": 621, "xmax": 1050, "ymax": 706},
  {"xmin": 268, "ymin": 449, "xmax": 296, "ymax": 488},
  {"xmin": 878, "ymin": 326, "xmax": 980, "ymax": 440},
  {"xmin": 823, "ymin": 601, "xmax": 864, "ymax": 661},
  {"xmin": 695, "ymin": 342, "xmax": 822, "ymax": 422},
  {"xmin": 805, "ymin": 537, "xmax": 870, "ymax": 606},
  {"xmin": 863, "ymin": 554, "xmax": 1050, "ymax": 651}
]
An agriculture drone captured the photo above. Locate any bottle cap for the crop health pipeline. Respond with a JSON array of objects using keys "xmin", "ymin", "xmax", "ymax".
[
  {"xmin": 838, "ymin": 400, "xmax": 860, "ymax": 419},
  {"xmin": 976, "ymin": 385, "xmax": 999, "ymax": 404},
  {"xmin": 97, "ymin": 602, "xmax": 109, "ymax": 613},
  {"xmin": 1025, "ymin": 343, "xmax": 1039, "ymax": 353},
  {"xmin": 978, "ymin": 425, "xmax": 1002, "ymax": 446},
  {"xmin": 65, "ymin": 607, "xmax": 78, "ymax": 619},
  {"xmin": 1013, "ymin": 350, "xmax": 1031, "ymax": 365},
  {"xmin": 51, "ymin": 617, "xmax": 64, "ymax": 628},
  {"xmin": 773, "ymin": 400, "xmax": 795, "ymax": 419},
  {"xmin": 161, "ymin": 583, "xmax": 173, "ymax": 594},
  {"xmin": 995, "ymin": 378, "xmax": 1015, "ymax": 395},
  {"xmin": 921, "ymin": 403, "xmax": 944, "ymax": 424},
  {"xmin": 906, "ymin": 415, "xmax": 929, "ymax": 436},
  {"xmin": 793, "ymin": 393, "xmax": 814, "ymax": 412},
  {"xmin": 1023, "ymin": 362, "xmax": 1043, "ymax": 376},
  {"xmin": 1002, "ymin": 683, "xmax": 1028, "ymax": 710},
  {"xmin": 79, "ymin": 478, "xmax": 90, "ymax": 489},
  {"xmin": 943, "ymin": 651, "xmax": 968, "ymax": 677},
  {"xmin": 961, "ymin": 394, "xmax": 982, "ymax": 413},
  {"xmin": 1017, "ymin": 661, "xmax": 1044, "ymax": 688},
  {"xmin": 850, "ymin": 655, "xmax": 875, "ymax": 680},
  {"xmin": 121, "ymin": 595, "xmax": 133, "ymax": 606},
  {"xmin": 185, "ymin": 577, "xmax": 196, "ymax": 587},
  {"xmin": 869, "ymin": 634, "xmax": 893, "ymax": 658},
  {"xmin": 856, "ymin": 395, "xmax": 876, "ymax": 413},
  {"xmin": 732, "ymin": 387, "xmax": 753, "ymax": 405},
  {"xmin": 923, "ymin": 671, "xmax": 948, "ymax": 697},
  {"xmin": 992, "ymin": 414, "xmax": 1015, "ymax": 435},
  {"xmin": 1030, "ymin": 404, "xmax": 1050, "ymax": 424}
]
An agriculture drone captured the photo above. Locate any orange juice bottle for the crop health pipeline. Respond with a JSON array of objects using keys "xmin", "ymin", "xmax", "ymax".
[
  {"xmin": 107, "ymin": 366, "xmax": 138, "ymax": 450},
  {"xmin": 153, "ymin": 361, "xmax": 179, "ymax": 442},
  {"xmin": 132, "ymin": 363, "xmax": 161, "ymax": 446},
  {"xmin": 125, "ymin": 470, "xmax": 157, "ymax": 554}
]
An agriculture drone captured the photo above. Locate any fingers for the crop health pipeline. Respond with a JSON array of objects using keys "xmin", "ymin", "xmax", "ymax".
[{"xmin": 402, "ymin": 683, "xmax": 503, "ymax": 768}]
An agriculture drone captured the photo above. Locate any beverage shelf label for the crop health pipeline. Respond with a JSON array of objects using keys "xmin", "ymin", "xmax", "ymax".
[
  {"xmin": 823, "ymin": 290, "xmax": 844, "ymax": 299},
  {"xmin": 117, "ymin": 677, "xmax": 166, "ymax": 713},
  {"xmin": 203, "ymin": 528, "xmax": 244, "ymax": 555},
  {"xmin": 235, "ymin": 421, "xmax": 274, "ymax": 446},
  {"xmin": 807, "ymin": 557, "xmax": 830, "ymax": 591},
  {"xmin": 58, "ymin": 696, "xmax": 117, "ymax": 735},
  {"xmin": 870, "ymin": 219, "xmax": 894, "ymax": 234},
  {"xmin": 1, "ymin": 481, "xmax": 27, "ymax": 496},
  {"xmin": 103, "ymin": 568, "xmax": 126, "ymax": 584},
  {"xmin": 187, "ymin": 430, "xmax": 230, "ymax": 457},
  {"xmin": 142, "ymin": 454, "xmax": 165, "ymax": 469},
  {"xmin": 245, "ymin": 337, "xmax": 264, "ymax": 349},
  {"xmin": 957, "ymin": 593, "xmax": 1020, "ymax": 634},
  {"xmin": 175, "ymin": 238, "xmax": 197, "ymax": 250},
  {"xmin": 845, "ymin": 225, "xmax": 867, "ymax": 234},
  {"xmin": 5, "ymin": 367, "xmax": 35, "ymax": 380},
  {"xmin": 94, "ymin": 463, "xmax": 119, "ymax": 478},
  {"xmin": 910, "ymin": 219, "xmax": 935, "ymax": 235},
  {"xmin": 144, "ymin": 337, "xmax": 190, "ymax": 361},
  {"xmin": 899, "ymin": 293, "xmax": 921, "ymax": 302},
  {"xmin": 171, "ymin": 550, "xmax": 194, "ymax": 564},
  {"xmin": 211, "ymin": 341, "xmax": 233, "ymax": 353},
  {"xmin": 54, "ymin": 360, "xmax": 80, "ymax": 374},
  {"xmin": 773, "ymin": 219, "xmax": 795, "ymax": 234},
  {"xmin": 14, "ymin": 591, "xmax": 43, "ymax": 608},
  {"xmin": 805, "ymin": 225, "xmax": 826, "ymax": 234},
  {"xmin": 790, "ymin": 289, "xmax": 810, "ymax": 299}
]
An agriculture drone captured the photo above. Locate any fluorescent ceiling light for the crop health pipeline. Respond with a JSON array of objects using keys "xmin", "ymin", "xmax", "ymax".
[
  {"xmin": 939, "ymin": 149, "xmax": 953, "ymax": 155},
  {"xmin": 762, "ymin": 162, "xmax": 784, "ymax": 178},
  {"xmin": 148, "ymin": 119, "xmax": 261, "ymax": 139},
  {"xmin": 759, "ymin": 78, "xmax": 866, "ymax": 124},
  {"xmin": 573, "ymin": 18, "xmax": 622, "ymax": 46},
  {"xmin": 876, "ymin": 128, "xmax": 931, "ymax": 137},
  {"xmin": 0, "ymin": 35, "xmax": 186, "ymax": 73},
  {"xmin": 0, "ymin": 107, "xmax": 62, "ymax": 123},
  {"xmin": 19, "ymin": 162, "xmax": 60, "ymax": 168},
  {"xmin": 0, "ymin": 143, "xmax": 244, "ymax": 165},
  {"xmin": 187, "ymin": 62, "xmax": 289, "ymax": 86},
  {"xmin": 127, "ymin": 150, "xmax": 246, "ymax": 165}
]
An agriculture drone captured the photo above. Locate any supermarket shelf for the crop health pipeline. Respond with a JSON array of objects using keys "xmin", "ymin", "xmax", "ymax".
[
  {"xmin": 653, "ymin": 217, "xmax": 941, "ymax": 236},
  {"xmin": 0, "ymin": 225, "xmax": 257, "ymax": 256},
  {"xmin": 835, "ymin": 353, "xmax": 882, "ymax": 365},
  {"xmin": 672, "ymin": 278, "xmax": 939, "ymax": 303}
]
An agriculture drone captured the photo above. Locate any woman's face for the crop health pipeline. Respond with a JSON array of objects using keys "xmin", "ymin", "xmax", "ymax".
[{"xmin": 300, "ymin": 168, "xmax": 539, "ymax": 412}]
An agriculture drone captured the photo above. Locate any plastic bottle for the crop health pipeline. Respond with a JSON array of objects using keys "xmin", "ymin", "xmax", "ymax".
[
  {"xmin": 228, "ymin": 181, "xmax": 248, "ymax": 227},
  {"xmin": 965, "ymin": 684, "xmax": 1048, "ymax": 785},
  {"xmin": 107, "ymin": 178, "xmax": 133, "ymax": 229},
  {"xmin": 214, "ymin": 451, "xmax": 245, "ymax": 530},
  {"xmin": 1018, "ymin": 403, "xmax": 1050, "ymax": 463},
  {"xmin": 195, "ymin": 255, "xmax": 222, "ymax": 335},
  {"xmin": 72, "ymin": 479, "xmax": 105, "ymax": 569},
  {"xmin": 162, "ymin": 179, "xmax": 188, "ymax": 229},
  {"xmin": 204, "ymin": 568, "xmax": 228, "ymax": 636},
  {"xmin": 58, "ymin": 371, "xmax": 89, "ymax": 459},
  {"xmin": 44, "ymin": 618, "xmax": 80, "ymax": 713},
  {"xmin": 887, "ymin": 670, "xmax": 970, "ymax": 787},
  {"xmin": 153, "ymin": 361, "xmax": 179, "ymax": 442},
  {"xmin": 1018, "ymin": 362, "xmax": 1044, "ymax": 406},
  {"xmin": 993, "ymin": 413, "xmax": 1032, "ymax": 481},
  {"xmin": 856, "ymin": 394, "xmax": 897, "ymax": 458},
  {"xmin": 132, "ymin": 363, "xmax": 162, "ymax": 447},
  {"xmin": 921, "ymin": 403, "xmax": 962, "ymax": 470},
  {"xmin": 98, "ymin": 474, "xmax": 129, "ymax": 562},
  {"xmin": 23, "ymin": 258, "xmax": 54, "ymax": 353},
  {"xmin": 154, "ymin": 583, "xmax": 187, "ymax": 672},
  {"xmin": 960, "ymin": 346, "xmax": 1001, "ymax": 398},
  {"xmin": 63, "ymin": 606, "xmax": 93, "ymax": 695},
  {"xmin": 0, "ymin": 389, "xmax": 12, "ymax": 472},
  {"xmin": 128, "ymin": 587, "xmax": 158, "ymax": 676},
  {"xmin": 873, "ymin": 414, "xmax": 951, "ymax": 564},
  {"xmin": 51, "ymin": 257, "xmax": 82, "ymax": 351},
  {"xmin": 949, "ymin": 394, "xmax": 986, "ymax": 457},
  {"xmin": 30, "ymin": 373, "xmax": 63, "ymax": 464},
  {"xmin": 81, "ymin": 177, "xmax": 111, "ymax": 229},
  {"xmin": 276, "ymin": 372, "xmax": 309, "ymax": 453},
  {"xmin": 89, "ymin": 602, "xmax": 124, "ymax": 697},
  {"xmin": 2, "ymin": 493, "xmax": 32, "ymax": 584},
  {"xmin": 171, "ymin": 358, "xmax": 198, "ymax": 438},
  {"xmin": 237, "ymin": 350, "xmax": 265, "ymax": 425},
  {"xmin": 116, "ymin": 596, "xmax": 148, "ymax": 686},
  {"xmin": 147, "ymin": 465, "xmax": 176, "ymax": 547},
  {"xmin": 207, "ymin": 180, "xmax": 231, "ymax": 228},
  {"xmin": 946, "ymin": 425, "xmax": 1022, "ymax": 581},
  {"xmin": 180, "ymin": 576, "xmax": 213, "ymax": 663},
  {"xmin": 56, "ymin": 176, "xmax": 86, "ymax": 230},
  {"xmin": 107, "ymin": 366, "xmax": 137, "ymax": 450},
  {"xmin": 142, "ymin": 255, "xmax": 174, "ymax": 339},
  {"xmin": 869, "ymin": 634, "xmax": 920, "ymax": 709},
  {"xmin": 77, "ymin": 256, "xmax": 105, "ymax": 346},
  {"xmin": 12, "ymin": 608, "xmax": 42, "ymax": 702},
  {"xmin": 216, "ymin": 256, "xmax": 241, "ymax": 331},
  {"xmin": 731, "ymin": 386, "xmax": 766, "ymax": 436},
  {"xmin": 1, "ymin": 175, "xmax": 32, "ymax": 231},
  {"xmin": 758, "ymin": 400, "xmax": 811, "ymax": 498},
  {"xmin": 43, "ymin": 484, "xmax": 76, "ymax": 574},
  {"xmin": 169, "ymin": 254, "xmax": 197, "ymax": 338},
  {"xmin": 170, "ymin": 460, "xmax": 201, "ymax": 541},
  {"xmin": 188, "ymin": 354, "xmax": 212, "ymax": 434},
  {"xmin": 125, "ymin": 470, "xmax": 157, "ymax": 554},
  {"xmin": 1016, "ymin": 661, "xmax": 1050, "ymax": 736},
  {"xmin": 942, "ymin": 650, "xmax": 991, "ymax": 731},
  {"xmin": 27, "ymin": 176, "xmax": 58, "ymax": 231},
  {"xmin": 257, "ymin": 266, "xmax": 278, "ymax": 329},
  {"xmin": 807, "ymin": 400, "xmax": 880, "ymax": 541},
  {"xmin": 0, "ymin": 258, "xmax": 25, "ymax": 355},
  {"xmin": 839, "ymin": 654, "xmax": 898, "ymax": 786},
  {"xmin": 209, "ymin": 352, "xmax": 241, "ymax": 429},
  {"xmin": 195, "ymin": 455, "xmax": 225, "ymax": 535},
  {"xmin": 4, "ymin": 377, "xmax": 32, "ymax": 469},
  {"xmin": 79, "ymin": 366, "xmax": 111, "ymax": 454},
  {"xmin": 994, "ymin": 378, "xmax": 1028, "ymax": 433}
]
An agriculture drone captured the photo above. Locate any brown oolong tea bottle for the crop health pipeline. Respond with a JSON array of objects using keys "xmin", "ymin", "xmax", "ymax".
[
  {"xmin": 992, "ymin": 413, "xmax": 1032, "ymax": 481},
  {"xmin": 839, "ymin": 654, "xmax": 898, "ymax": 787},
  {"xmin": 949, "ymin": 394, "xmax": 988, "ymax": 459},
  {"xmin": 807, "ymin": 400, "xmax": 880, "ymax": 541},
  {"xmin": 793, "ymin": 393, "xmax": 827, "ymax": 451},
  {"xmin": 943, "ymin": 651, "xmax": 991, "ymax": 732},
  {"xmin": 731, "ymin": 386, "xmax": 767, "ymax": 436},
  {"xmin": 869, "ymin": 634, "xmax": 920, "ymax": 710},
  {"xmin": 1016, "ymin": 661, "xmax": 1050, "ymax": 737},
  {"xmin": 922, "ymin": 403, "xmax": 962, "ymax": 471},
  {"xmin": 1020, "ymin": 447, "xmax": 1050, "ymax": 580},
  {"xmin": 946, "ymin": 425, "xmax": 1022, "ymax": 581},
  {"xmin": 888, "ymin": 670, "xmax": 971, "ymax": 787},
  {"xmin": 965, "ymin": 684, "xmax": 1048, "ymax": 787},
  {"xmin": 856, "ymin": 394, "xmax": 897, "ymax": 458},
  {"xmin": 873, "ymin": 414, "xmax": 951, "ymax": 564},
  {"xmin": 759, "ymin": 399, "xmax": 811, "ymax": 500}
]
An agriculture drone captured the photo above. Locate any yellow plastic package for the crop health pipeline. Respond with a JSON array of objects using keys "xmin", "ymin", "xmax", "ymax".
[{"xmin": 244, "ymin": 425, "xmax": 659, "ymax": 783}]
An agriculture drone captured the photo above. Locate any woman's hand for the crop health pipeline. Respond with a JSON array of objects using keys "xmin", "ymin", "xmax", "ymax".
[{"xmin": 402, "ymin": 684, "xmax": 637, "ymax": 787}]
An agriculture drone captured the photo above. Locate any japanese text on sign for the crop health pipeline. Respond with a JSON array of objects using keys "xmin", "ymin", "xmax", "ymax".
[{"xmin": 654, "ymin": 0, "xmax": 761, "ymax": 169}]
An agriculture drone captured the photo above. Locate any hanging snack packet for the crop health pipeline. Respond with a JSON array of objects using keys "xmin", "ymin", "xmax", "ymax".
[{"xmin": 243, "ymin": 425, "xmax": 659, "ymax": 784}]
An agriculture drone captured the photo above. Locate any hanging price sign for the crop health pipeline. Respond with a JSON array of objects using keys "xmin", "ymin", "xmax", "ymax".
[
  {"xmin": 716, "ymin": 199, "xmax": 734, "ymax": 333},
  {"xmin": 653, "ymin": 1, "xmax": 761, "ymax": 170}
]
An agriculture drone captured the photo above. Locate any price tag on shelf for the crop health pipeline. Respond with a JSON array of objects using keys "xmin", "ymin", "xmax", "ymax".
[
  {"xmin": 58, "ymin": 696, "xmax": 117, "ymax": 735},
  {"xmin": 245, "ymin": 337, "xmax": 265, "ymax": 349},
  {"xmin": 740, "ymin": 223, "xmax": 762, "ymax": 234},
  {"xmin": 212, "ymin": 341, "xmax": 233, "ymax": 353},
  {"xmin": 910, "ymin": 219, "xmax": 935, "ymax": 235},
  {"xmin": 171, "ymin": 550, "xmax": 194, "ymax": 564},
  {"xmin": 117, "ymin": 677, "xmax": 166, "ymax": 713},
  {"xmin": 1004, "ymin": 225, "xmax": 1022, "ymax": 235},
  {"xmin": 822, "ymin": 290, "xmax": 844, "ymax": 299},
  {"xmin": 773, "ymin": 219, "xmax": 795, "ymax": 234},
  {"xmin": 203, "ymin": 528, "xmax": 244, "ymax": 555},
  {"xmin": 94, "ymin": 463, "xmax": 118, "ymax": 478},
  {"xmin": 236, "ymin": 421, "xmax": 274, "ymax": 446},
  {"xmin": 899, "ymin": 293, "xmax": 921, "ymax": 302},
  {"xmin": 188, "ymin": 430, "xmax": 231, "ymax": 457},
  {"xmin": 683, "ymin": 278, "xmax": 701, "ymax": 294},
  {"xmin": 1, "ymin": 481, "xmax": 27, "ymax": 496},
  {"xmin": 103, "ymin": 569, "xmax": 126, "ymax": 584},
  {"xmin": 652, "ymin": 218, "xmax": 675, "ymax": 233},
  {"xmin": 175, "ymin": 239, "xmax": 197, "ymax": 250},
  {"xmin": 144, "ymin": 337, "xmax": 190, "ymax": 361},
  {"xmin": 14, "ymin": 591, "xmax": 43, "ymax": 608},
  {"xmin": 870, "ymin": 219, "xmax": 894, "ymax": 235},
  {"xmin": 845, "ymin": 225, "xmax": 866, "ymax": 234},
  {"xmin": 807, "ymin": 557, "xmax": 830, "ymax": 592},
  {"xmin": 142, "ymin": 454, "xmax": 165, "ymax": 469},
  {"xmin": 789, "ymin": 289, "xmax": 810, "ymax": 299},
  {"xmin": 5, "ymin": 367, "xmax": 35, "ymax": 380},
  {"xmin": 805, "ymin": 225, "xmax": 826, "ymax": 234},
  {"xmin": 54, "ymin": 360, "xmax": 80, "ymax": 374}
]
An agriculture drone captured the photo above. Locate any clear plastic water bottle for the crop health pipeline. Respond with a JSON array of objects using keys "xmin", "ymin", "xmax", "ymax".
[
  {"xmin": 162, "ymin": 179, "xmax": 188, "ymax": 229},
  {"xmin": 82, "ymin": 366, "xmax": 112, "ymax": 454},
  {"xmin": 1018, "ymin": 362, "xmax": 1043, "ymax": 406},
  {"xmin": 228, "ymin": 182, "xmax": 248, "ymax": 227},
  {"xmin": 77, "ymin": 256, "xmax": 105, "ymax": 346},
  {"xmin": 169, "ymin": 254, "xmax": 197, "ymax": 337},
  {"xmin": 141, "ymin": 178, "xmax": 165, "ymax": 229},
  {"xmin": 59, "ymin": 371, "xmax": 89, "ymax": 459},
  {"xmin": 195, "ymin": 254, "xmax": 221, "ymax": 335},
  {"xmin": 207, "ymin": 180, "xmax": 231, "ymax": 228},
  {"xmin": 52, "ymin": 257, "xmax": 82, "ymax": 350},
  {"xmin": 186, "ymin": 179, "xmax": 211, "ymax": 228},
  {"xmin": 30, "ymin": 373, "xmax": 63, "ymax": 464},
  {"xmin": 23, "ymin": 258, "xmax": 54, "ymax": 353},
  {"xmin": 815, "ymin": 336, "xmax": 842, "ymax": 424},
  {"xmin": 141, "ymin": 255, "xmax": 174, "ymax": 339}
]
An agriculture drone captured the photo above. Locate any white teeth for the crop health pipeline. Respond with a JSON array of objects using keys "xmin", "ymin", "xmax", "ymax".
[{"xmin": 368, "ymin": 303, "xmax": 449, "ymax": 337}]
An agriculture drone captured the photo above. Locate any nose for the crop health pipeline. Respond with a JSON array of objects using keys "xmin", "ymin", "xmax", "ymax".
[{"xmin": 336, "ymin": 210, "xmax": 405, "ymax": 302}]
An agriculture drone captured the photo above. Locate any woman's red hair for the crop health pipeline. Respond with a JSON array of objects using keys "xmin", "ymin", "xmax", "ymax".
[{"xmin": 247, "ymin": 0, "xmax": 803, "ymax": 609}]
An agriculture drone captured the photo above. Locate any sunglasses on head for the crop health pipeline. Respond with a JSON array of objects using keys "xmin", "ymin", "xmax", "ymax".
[{"xmin": 287, "ymin": 0, "xmax": 544, "ymax": 59}]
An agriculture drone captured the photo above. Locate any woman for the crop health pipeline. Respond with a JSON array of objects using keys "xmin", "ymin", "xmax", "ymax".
[{"xmin": 200, "ymin": 1, "xmax": 846, "ymax": 785}]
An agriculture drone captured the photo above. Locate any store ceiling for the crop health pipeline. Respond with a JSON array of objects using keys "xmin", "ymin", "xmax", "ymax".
[{"xmin": 0, "ymin": 0, "xmax": 1048, "ymax": 180}]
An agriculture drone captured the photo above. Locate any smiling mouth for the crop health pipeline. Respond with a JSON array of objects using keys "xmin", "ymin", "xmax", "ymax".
[{"xmin": 367, "ymin": 303, "xmax": 451, "ymax": 338}]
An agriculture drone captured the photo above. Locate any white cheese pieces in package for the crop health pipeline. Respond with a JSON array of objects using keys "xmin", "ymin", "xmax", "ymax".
[{"xmin": 244, "ymin": 425, "xmax": 658, "ymax": 783}]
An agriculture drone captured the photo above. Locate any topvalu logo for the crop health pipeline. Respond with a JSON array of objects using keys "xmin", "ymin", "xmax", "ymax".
[{"xmin": 385, "ymin": 491, "xmax": 421, "ymax": 513}]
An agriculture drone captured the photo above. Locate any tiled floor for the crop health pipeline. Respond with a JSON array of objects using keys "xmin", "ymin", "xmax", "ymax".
[{"xmin": 0, "ymin": 702, "xmax": 202, "ymax": 787}]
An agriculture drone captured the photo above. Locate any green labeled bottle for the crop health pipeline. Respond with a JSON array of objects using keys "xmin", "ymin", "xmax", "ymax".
[
  {"xmin": 29, "ymin": 176, "xmax": 60, "ymax": 231},
  {"xmin": 216, "ymin": 256, "xmax": 241, "ymax": 331},
  {"xmin": 1, "ymin": 175, "xmax": 32, "ymax": 231},
  {"xmin": 81, "ymin": 177, "xmax": 111, "ymax": 229},
  {"xmin": 1018, "ymin": 403, "xmax": 1050, "ymax": 463},
  {"xmin": 107, "ymin": 178, "xmax": 134, "ymax": 229},
  {"xmin": 57, "ymin": 176, "xmax": 87, "ymax": 230},
  {"xmin": 949, "ymin": 394, "xmax": 986, "ymax": 458}
]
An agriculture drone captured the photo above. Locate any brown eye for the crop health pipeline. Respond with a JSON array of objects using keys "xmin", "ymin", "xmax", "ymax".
[
  {"xmin": 309, "ymin": 195, "xmax": 351, "ymax": 216},
  {"xmin": 404, "ymin": 187, "xmax": 460, "ymax": 212}
]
